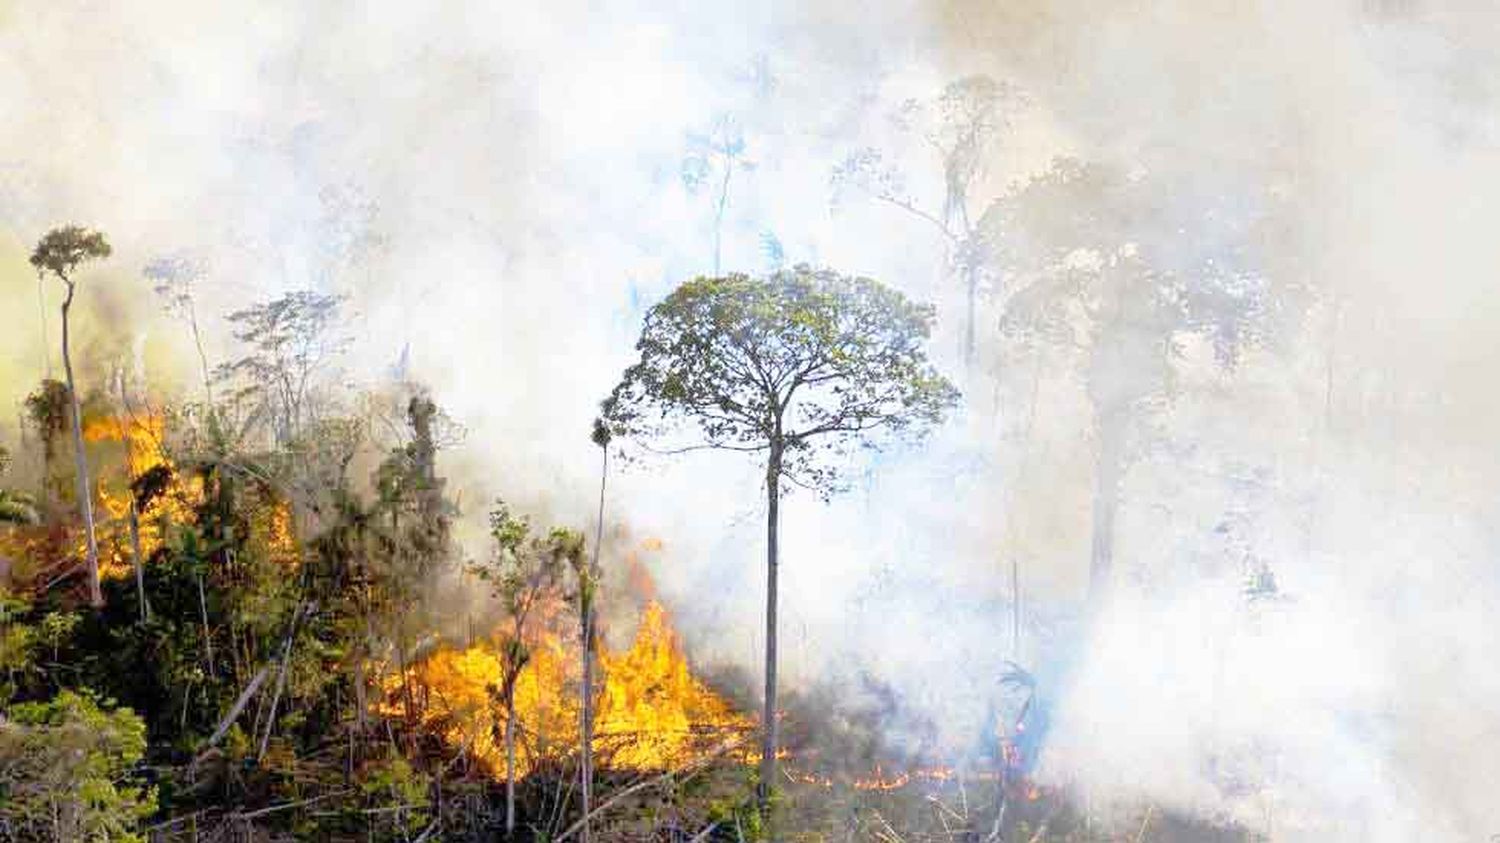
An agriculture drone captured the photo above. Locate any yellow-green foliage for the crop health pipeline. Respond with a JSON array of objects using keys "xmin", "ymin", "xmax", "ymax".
[
  {"xmin": 0, "ymin": 590, "xmax": 33, "ymax": 700},
  {"xmin": 360, "ymin": 755, "xmax": 431, "ymax": 838},
  {"xmin": 0, "ymin": 689, "xmax": 156, "ymax": 842}
]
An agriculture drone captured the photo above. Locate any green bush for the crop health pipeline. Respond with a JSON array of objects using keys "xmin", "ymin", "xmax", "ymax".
[{"xmin": 0, "ymin": 689, "xmax": 156, "ymax": 842}]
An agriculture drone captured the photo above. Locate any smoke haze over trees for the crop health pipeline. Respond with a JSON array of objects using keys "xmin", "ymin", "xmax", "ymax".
[{"xmin": 0, "ymin": 1, "xmax": 1498, "ymax": 840}]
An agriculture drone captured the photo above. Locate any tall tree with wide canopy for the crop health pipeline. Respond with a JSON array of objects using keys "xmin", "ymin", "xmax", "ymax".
[
  {"xmin": 30, "ymin": 225, "xmax": 112, "ymax": 607},
  {"xmin": 601, "ymin": 265, "xmax": 958, "ymax": 817}
]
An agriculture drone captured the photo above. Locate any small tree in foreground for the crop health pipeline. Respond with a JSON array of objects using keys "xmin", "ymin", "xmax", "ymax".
[
  {"xmin": 601, "ymin": 265, "xmax": 959, "ymax": 819},
  {"xmin": 0, "ymin": 689, "xmax": 156, "ymax": 842},
  {"xmin": 471, "ymin": 500, "xmax": 569, "ymax": 837},
  {"xmin": 30, "ymin": 225, "xmax": 112, "ymax": 607}
]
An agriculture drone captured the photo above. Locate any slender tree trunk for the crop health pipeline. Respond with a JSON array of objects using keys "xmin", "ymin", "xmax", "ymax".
[
  {"xmin": 964, "ymin": 264, "xmax": 978, "ymax": 372},
  {"xmin": 60, "ymin": 281, "xmax": 102, "ymax": 607},
  {"xmin": 354, "ymin": 653, "xmax": 368, "ymax": 729},
  {"xmin": 129, "ymin": 499, "xmax": 147, "ymax": 623},
  {"xmin": 580, "ymin": 444, "xmax": 608, "ymax": 843},
  {"xmin": 117, "ymin": 373, "xmax": 149, "ymax": 623},
  {"xmin": 356, "ymin": 607, "xmax": 375, "ymax": 732},
  {"xmin": 1087, "ymin": 418, "xmax": 1125, "ymax": 612},
  {"xmin": 505, "ymin": 691, "xmax": 517, "ymax": 837},
  {"xmin": 579, "ymin": 601, "xmax": 593, "ymax": 843},
  {"xmin": 713, "ymin": 151, "xmax": 732, "ymax": 276},
  {"xmin": 757, "ymin": 437, "xmax": 783, "ymax": 820},
  {"xmin": 37, "ymin": 272, "xmax": 51, "ymax": 380},
  {"xmin": 189, "ymin": 306, "xmax": 214, "ymax": 406},
  {"xmin": 1011, "ymin": 555, "xmax": 1020, "ymax": 659},
  {"xmin": 398, "ymin": 630, "xmax": 415, "ymax": 740},
  {"xmin": 259, "ymin": 603, "xmax": 302, "ymax": 760},
  {"xmin": 197, "ymin": 573, "xmax": 216, "ymax": 678}
]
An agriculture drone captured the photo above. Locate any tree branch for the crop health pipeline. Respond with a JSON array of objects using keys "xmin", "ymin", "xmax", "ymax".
[{"xmin": 872, "ymin": 193, "xmax": 956, "ymax": 242}]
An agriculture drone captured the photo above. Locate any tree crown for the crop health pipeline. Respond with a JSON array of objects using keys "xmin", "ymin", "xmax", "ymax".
[
  {"xmin": 30, "ymin": 225, "xmax": 112, "ymax": 281},
  {"xmin": 602, "ymin": 265, "xmax": 959, "ymax": 494}
]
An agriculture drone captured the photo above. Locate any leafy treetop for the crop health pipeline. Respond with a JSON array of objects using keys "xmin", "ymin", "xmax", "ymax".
[
  {"xmin": 30, "ymin": 225, "xmax": 112, "ymax": 281},
  {"xmin": 602, "ymin": 265, "xmax": 959, "ymax": 495}
]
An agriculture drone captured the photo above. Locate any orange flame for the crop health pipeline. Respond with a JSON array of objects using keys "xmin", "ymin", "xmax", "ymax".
[
  {"xmin": 594, "ymin": 601, "xmax": 751, "ymax": 768},
  {"xmin": 0, "ymin": 412, "xmax": 296, "ymax": 585},
  {"xmin": 83, "ymin": 412, "xmax": 199, "ymax": 579},
  {"xmin": 386, "ymin": 599, "xmax": 751, "ymax": 779}
]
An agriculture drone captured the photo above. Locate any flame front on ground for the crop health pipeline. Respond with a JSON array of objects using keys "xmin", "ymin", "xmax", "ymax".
[
  {"xmin": 595, "ymin": 601, "xmax": 751, "ymax": 768},
  {"xmin": 387, "ymin": 599, "xmax": 751, "ymax": 780}
]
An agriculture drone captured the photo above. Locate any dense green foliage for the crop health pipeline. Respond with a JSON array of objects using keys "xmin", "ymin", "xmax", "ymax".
[
  {"xmin": 603, "ymin": 265, "xmax": 959, "ymax": 495},
  {"xmin": 0, "ymin": 689, "xmax": 155, "ymax": 842}
]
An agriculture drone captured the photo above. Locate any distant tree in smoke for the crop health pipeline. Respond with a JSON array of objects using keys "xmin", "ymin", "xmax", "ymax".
[
  {"xmin": 683, "ymin": 114, "xmax": 754, "ymax": 275},
  {"xmin": 144, "ymin": 253, "xmax": 215, "ymax": 404},
  {"xmin": 980, "ymin": 158, "xmax": 1285, "ymax": 607},
  {"xmin": 834, "ymin": 75, "xmax": 1022, "ymax": 369},
  {"xmin": 214, "ymin": 290, "xmax": 349, "ymax": 448}
]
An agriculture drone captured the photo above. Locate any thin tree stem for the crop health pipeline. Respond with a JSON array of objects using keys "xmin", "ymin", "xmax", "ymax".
[
  {"xmin": 506, "ymin": 693, "xmax": 517, "ymax": 836},
  {"xmin": 60, "ymin": 277, "xmax": 102, "ymax": 607},
  {"xmin": 581, "ymin": 444, "xmax": 608, "ymax": 843},
  {"xmin": 757, "ymin": 437, "xmax": 782, "ymax": 824}
]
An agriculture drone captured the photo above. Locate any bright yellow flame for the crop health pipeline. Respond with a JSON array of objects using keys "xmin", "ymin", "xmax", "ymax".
[
  {"xmin": 1, "ymin": 411, "xmax": 297, "ymax": 587},
  {"xmin": 83, "ymin": 412, "xmax": 198, "ymax": 579},
  {"xmin": 594, "ymin": 601, "xmax": 751, "ymax": 769},
  {"xmin": 387, "ymin": 600, "xmax": 751, "ymax": 780},
  {"xmin": 251, "ymin": 496, "xmax": 299, "ymax": 567},
  {"xmin": 82, "ymin": 412, "xmax": 297, "ymax": 577}
]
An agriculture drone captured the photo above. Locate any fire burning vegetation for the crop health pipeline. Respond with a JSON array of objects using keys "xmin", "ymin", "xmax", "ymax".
[
  {"xmin": 387, "ymin": 599, "xmax": 754, "ymax": 779},
  {"xmin": 0, "ymin": 208, "xmax": 1338, "ymax": 843},
  {"xmin": 0, "ymin": 234, "xmax": 1092, "ymax": 841}
]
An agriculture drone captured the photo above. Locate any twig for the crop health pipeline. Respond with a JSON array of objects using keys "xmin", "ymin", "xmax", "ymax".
[
  {"xmin": 199, "ymin": 665, "xmax": 270, "ymax": 751},
  {"xmin": 553, "ymin": 739, "xmax": 742, "ymax": 842},
  {"xmin": 233, "ymin": 788, "xmax": 353, "ymax": 820},
  {"xmin": 1025, "ymin": 804, "xmax": 1061, "ymax": 843},
  {"xmin": 871, "ymin": 809, "xmax": 906, "ymax": 843},
  {"xmin": 926, "ymin": 794, "xmax": 965, "ymax": 823},
  {"xmin": 689, "ymin": 821, "xmax": 721, "ymax": 842},
  {"xmin": 1133, "ymin": 804, "xmax": 1155, "ymax": 843},
  {"xmin": 40, "ymin": 562, "xmax": 82, "ymax": 593},
  {"xmin": 145, "ymin": 809, "xmax": 219, "ymax": 832},
  {"xmin": 259, "ymin": 601, "xmax": 311, "ymax": 759},
  {"xmin": 310, "ymin": 804, "xmax": 428, "ymax": 816}
]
